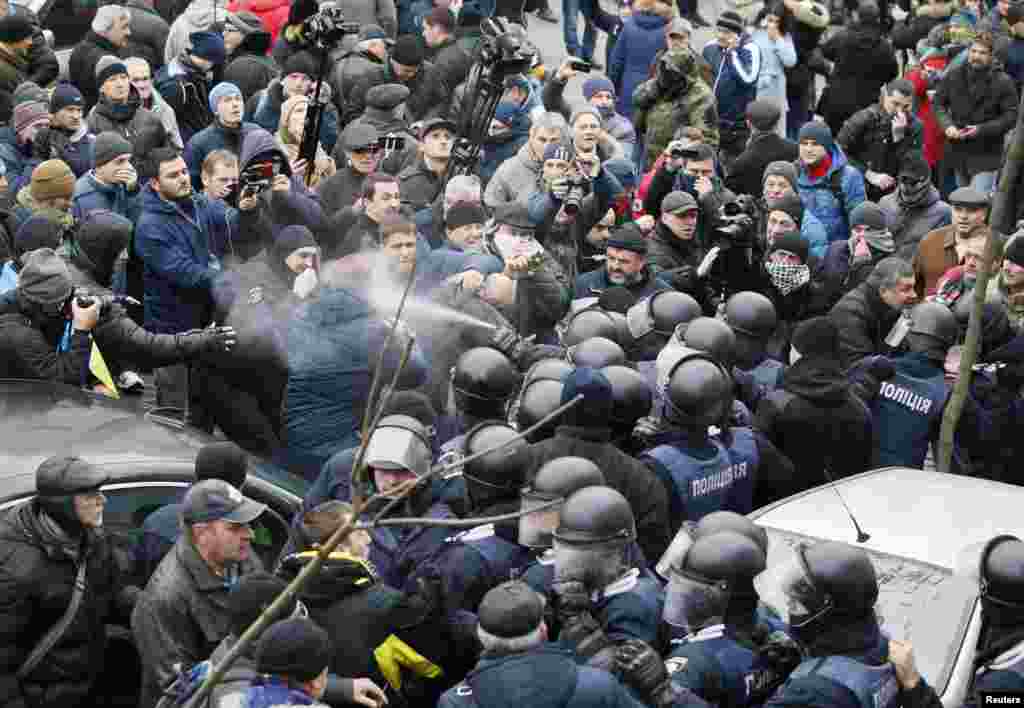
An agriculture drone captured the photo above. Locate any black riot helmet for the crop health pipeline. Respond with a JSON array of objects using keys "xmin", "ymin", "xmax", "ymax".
[
  {"xmin": 514, "ymin": 378, "xmax": 565, "ymax": 443},
  {"xmin": 552, "ymin": 486, "xmax": 636, "ymax": 547},
  {"xmin": 525, "ymin": 358, "xmax": 574, "ymax": 384},
  {"xmin": 569, "ymin": 336, "xmax": 627, "ymax": 368},
  {"xmin": 600, "ymin": 365, "xmax": 653, "ymax": 430},
  {"xmin": 462, "ymin": 421, "xmax": 529, "ymax": 511},
  {"xmin": 725, "ymin": 292, "xmax": 778, "ymax": 341},
  {"xmin": 627, "ymin": 290, "xmax": 703, "ymax": 342},
  {"xmin": 518, "ymin": 457, "xmax": 606, "ymax": 548},
  {"xmin": 452, "ymin": 347, "xmax": 522, "ymax": 419},
  {"xmin": 564, "ymin": 308, "xmax": 623, "ymax": 347},
  {"xmin": 761, "ymin": 541, "xmax": 878, "ymax": 636},
  {"xmin": 684, "ymin": 317, "xmax": 738, "ymax": 368},
  {"xmin": 981, "ymin": 536, "xmax": 1024, "ymax": 610},
  {"xmin": 696, "ymin": 511, "xmax": 768, "ymax": 555},
  {"xmin": 35, "ymin": 456, "xmax": 109, "ymax": 534},
  {"xmin": 908, "ymin": 301, "xmax": 959, "ymax": 349},
  {"xmin": 663, "ymin": 531, "xmax": 768, "ymax": 633},
  {"xmin": 664, "ymin": 354, "xmax": 734, "ymax": 429}
]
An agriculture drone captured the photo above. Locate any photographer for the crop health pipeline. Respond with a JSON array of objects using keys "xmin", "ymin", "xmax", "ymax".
[{"xmin": 0, "ymin": 248, "xmax": 235, "ymax": 385}]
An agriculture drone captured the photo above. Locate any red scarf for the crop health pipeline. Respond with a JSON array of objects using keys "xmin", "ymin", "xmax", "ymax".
[{"xmin": 806, "ymin": 152, "xmax": 833, "ymax": 181}]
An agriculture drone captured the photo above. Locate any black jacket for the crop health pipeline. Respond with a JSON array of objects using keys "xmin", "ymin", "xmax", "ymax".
[
  {"xmin": 754, "ymin": 357, "xmax": 874, "ymax": 500},
  {"xmin": 0, "ymin": 502, "xmax": 133, "ymax": 708},
  {"xmin": 426, "ymin": 37, "xmax": 473, "ymax": 105},
  {"xmin": 345, "ymin": 57, "xmax": 451, "ymax": 126},
  {"xmin": 124, "ymin": 0, "xmax": 171, "ymax": 73},
  {"xmin": 525, "ymin": 425, "xmax": 672, "ymax": 562},
  {"xmin": 837, "ymin": 104, "xmax": 924, "ymax": 188},
  {"xmin": 725, "ymin": 132, "xmax": 799, "ymax": 199},
  {"xmin": 829, "ymin": 280, "xmax": 902, "ymax": 368},
  {"xmin": 69, "ymin": 32, "xmax": 124, "ymax": 111},
  {"xmin": 222, "ymin": 33, "xmax": 277, "ymax": 103},
  {"xmin": 817, "ymin": 24, "xmax": 899, "ymax": 135},
  {"xmin": 316, "ymin": 165, "xmax": 367, "ymax": 218}
]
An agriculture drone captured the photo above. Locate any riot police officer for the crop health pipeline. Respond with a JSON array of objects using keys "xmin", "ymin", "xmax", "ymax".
[
  {"xmin": 550, "ymin": 486, "xmax": 665, "ymax": 669},
  {"xmin": 514, "ymin": 376, "xmax": 566, "ymax": 444},
  {"xmin": 856, "ymin": 301, "xmax": 956, "ymax": 468},
  {"xmin": 762, "ymin": 542, "xmax": 899, "ymax": 708},
  {"xmin": 725, "ymin": 292, "xmax": 785, "ymax": 390},
  {"xmin": 570, "ymin": 336, "xmax": 628, "ymax": 369},
  {"xmin": 629, "ymin": 290, "xmax": 704, "ymax": 364},
  {"xmin": 680, "ymin": 316, "xmax": 760, "ymax": 423},
  {"xmin": 564, "ymin": 307, "xmax": 629, "ymax": 348},
  {"xmin": 638, "ymin": 351, "xmax": 794, "ymax": 524},
  {"xmin": 601, "ymin": 364, "xmax": 654, "ymax": 453},
  {"xmin": 660, "ymin": 532, "xmax": 802, "ymax": 707}
]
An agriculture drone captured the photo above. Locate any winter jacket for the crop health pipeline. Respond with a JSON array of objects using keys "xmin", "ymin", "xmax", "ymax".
[
  {"xmin": 480, "ymin": 106, "xmax": 532, "ymax": 186},
  {"xmin": 132, "ymin": 534, "xmax": 263, "ymax": 708},
  {"xmin": 330, "ymin": 49, "xmax": 386, "ymax": 115},
  {"xmin": 223, "ymin": 37, "xmax": 278, "ymax": 104},
  {"xmin": 817, "ymin": 24, "xmax": 899, "ymax": 135},
  {"xmin": 819, "ymin": 239, "xmax": 887, "ymax": 307},
  {"xmin": 0, "ymin": 126, "xmax": 38, "ymax": 197},
  {"xmin": 0, "ymin": 502, "xmax": 132, "ymax": 708},
  {"xmin": 125, "ymin": 0, "xmax": 171, "ymax": 73},
  {"xmin": 141, "ymin": 90, "xmax": 185, "ymax": 150},
  {"xmin": 86, "ymin": 88, "xmax": 169, "ymax": 157},
  {"xmin": 397, "ymin": 155, "xmax": 446, "ymax": 212},
  {"xmin": 0, "ymin": 294, "xmax": 91, "ymax": 383},
  {"xmin": 315, "ymin": 165, "xmax": 367, "ymax": 218},
  {"xmin": 541, "ymin": 77, "xmax": 637, "ymax": 156},
  {"xmin": 184, "ymin": 120, "xmax": 260, "ymax": 189},
  {"xmin": 912, "ymin": 223, "xmax": 961, "ymax": 299},
  {"xmin": 796, "ymin": 144, "xmax": 866, "ymax": 244},
  {"xmin": 484, "ymin": 140, "xmax": 544, "ymax": 210},
  {"xmin": 725, "ymin": 131, "xmax": 799, "ymax": 199},
  {"xmin": 437, "ymin": 647, "xmax": 648, "ymax": 708},
  {"xmin": 282, "ymin": 286, "xmax": 429, "ymax": 478},
  {"xmin": 609, "ymin": 11, "xmax": 669, "ymax": 120},
  {"xmin": 879, "ymin": 187, "xmax": 951, "ymax": 260},
  {"xmin": 574, "ymin": 264, "xmax": 670, "ymax": 300},
  {"xmin": 646, "ymin": 220, "xmax": 704, "ymax": 275},
  {"xmin": 164, "ymin": 0, "xmax": 228, "ymax": 66},
  {"xmin": 33, "ymin": 126, "xmax": 94, "ymax": 179},
  {"xmin": 68, "ymin": 31, "xmax": 124, "ymax": 111},
  {"xmin": 155, "ymin": 57, "xmax": 216, "ymax": 145},
  {"xmin": 482, "ymin": 235, "xmax": 572, "ymax": 342},
  {"xmin": 633, "ymin": 58, "xmax": 719, "ymax": 169},
  {"xmin": 704, "ymin": 37, "xmax": 762, "ymax": 130},
  {"xmin": 754, "ymin": 357, "xmax": 874, "ymax": 495},
  {"xmin": 524, "ymin": 425, "xmax": 672, "ymax": 563},
  {"xmin": 249, "ymin": 80, "xmax": 340, "ymax": 156},
  {"xmin": 134, "ymin": 186, "xmax": 239, "ymax": 333},
  {"xmin": 8, "ymin": 5, "xmax": 57, "ymax": 98},
  {"xmin": 830, "ymin": 279, "xmax": 902, "ymax": 368},
  {"xmin": 228, "ymin": 0, "xmax": 289, "ymax": 44},
  {"xmin": 933, "ymin": 60, "xmax": 1019, "ymax": 175},
  {"xmin": 72, "ymin": 171, "xmax": 141, "ymax": 222},
  {"xmin": 427, "ymin": 36, "xmax": 474, "ymax": 109},
  {"xmin": 751, "ymin": 28, "xmax": 797, "ymax": 134},
  {"xmin": 836, "ymin": 104, "xmax": 925, "ymax": 184},
  {"xmin": 345, "ymin": 57, "xmax": 451, "ymax": 127}
]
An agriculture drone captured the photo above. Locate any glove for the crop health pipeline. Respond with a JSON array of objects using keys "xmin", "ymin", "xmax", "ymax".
[
  {"xmin": 633, "ymin": 415, "xmax": 667, "ymax": 447},
  {"xmin": 489, "ymin": 326, "xmax": 531, "ymax": 364},
  {"xmin": 615, "ymin": 640, "xmax": 673, "ymax": 705},
  {"xmin": 551, "ymin": 579, "xmax": 592, "ymax": 616},
  {"xmin": 176, "ymin": 326, "xmax": 237, "ymax": 357},
  {"xmin": 666, "ymin": 265, "xmax": 700, "ymax": 293}
]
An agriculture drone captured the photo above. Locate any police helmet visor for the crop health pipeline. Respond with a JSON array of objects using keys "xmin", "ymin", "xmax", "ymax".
[
  {"xmin": 364, "ymin": 425, "xmax": 431, "ymax": 480},
  {"xmin": 755, "ymin": 546, "xmax": 833, "ymax": 628},
  {"xmin": 626, "ymin": 298, "xmax": 656, "ymax": 340},
  {"xmin": 663, "ymin": 567, "xmax": 728, "ymax": 632},
  {"xmin": 655, "ymin": 522, "xmax": 696, "ymax": 580},
  {"xmin": 518, "ymin": 490, "xmax": 564, "ymax": 548}
]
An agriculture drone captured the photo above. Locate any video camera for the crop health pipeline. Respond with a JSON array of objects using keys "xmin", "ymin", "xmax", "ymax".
[
  {"xmin": 239, "ymin": 158, "xmax": 284, "ymax": 201},
  {"xmin": 562, "ymin": 175, "xmax": 590, "ymax": 217},
  {"xmin": 61, "ymin": 290, "xmax": 140, "ymax": 319},
  {"xmin": 713, "ymin": 195, "xmax": 759, "ymax": 249},
  {"xmin": 478, "ymin": 18, "xmax": 534, "ymax": 75},
  {"xmin": 301, "ymin": 6, "xmax": 359, "ymax": 49}
]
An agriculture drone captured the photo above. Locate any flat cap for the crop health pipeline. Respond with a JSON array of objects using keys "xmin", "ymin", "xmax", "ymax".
[
  {"xmin": 365, "ymin": 83, "xmax": 410, "ymax": 111},
  {"xmin": 662, "ymin": 190, "xmax": 698, "ymax": 214}
]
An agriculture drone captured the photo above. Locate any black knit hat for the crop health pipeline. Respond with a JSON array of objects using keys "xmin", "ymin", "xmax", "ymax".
[
  {"xmin": 0, "ymin": 15, "xmax": 34, "ymax": 43},
  {"xmin": 606, "ymin": 224, "xmax": 648, "ymax": 254},
  {"xmin": 446, "ymin": 201, "xmax": 486, "ymax": 230},
  {"xmin": 288, "ymin": 0, "xmax": 318, "ymax": 26},
  {"xmin": 283, "ymin": 50, "xmax": 317, "ymax": 78},
  {"xmin": 766, "ymin": 193, "xmax": 804, "ymax": 227},
  {"xmin": 16, "ymin": 248, "xmax": 72, "ymax": 308},
  {"xmin": 717, "ymin": 10, "xmax": 744, "ymax": 34},
  {"xmin": 478, "ymin": 581, "xmax": 545, "ymax": 638},
  {"xmin": 274, "ymin": 225, "xmax": 317, "ymax": 256},
  {"xmin": 195, "ymin": 441, "xmax": 248, "ymax": 488},
  {"xmin": 791, "ymin": 316, "xmax": 840, "ymax": 359},
  {"xmin": 391, "ymin": 34, "xmax": 425, "ymax": 66},
  {"xmin": 1006, "ymin": 236, "xmax": 1024, "ymax": 268},
  {"xmin": 257, "ymin": 618, "xmax": 331, "ymax": 682},
  {"xmin": 94, "ymin": 131, "xmax": 134, "ymax": 168},
  {"xmin": 226, "ymin": 572, "xmax": 297, "ymax": 637},
  {"xmin": 769, "ymin": 231, "xmax": 810, "ymax": 263}
]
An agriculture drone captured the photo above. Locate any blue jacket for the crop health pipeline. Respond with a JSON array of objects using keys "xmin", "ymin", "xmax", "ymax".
[
  {"xmin": 0, "ymin": 127, "xmax": 39, "ymax": 197},
  {"xmin": 282, "ymin": 286, "xmax": 429, "ymax": 477},
  {"xmin": 438, "ymin": 647, "xmax": 650, "ymax": 708},
  {"xmin": 704, "ymin": 38, "xmax": 762, "ymax": 128},
  {"xmin": 134, "ymin": 186, "xmax": 237, "ymax": 333},
  {"xmin": 867, "ymin": 351, "xmax": 949, "ymax": 468},
  {"xmin": 609, "ymin": 12, "xmax": 668, "ymax": 120},
  {"xmin": 72, "ymin": 172, "xmax": 141, "ymax": 222},
  {"xmin": 796, "ymin": 145, "xmax": 867, "ymax": 244},
  {"xmin": 575, "ymin": 265, "xmax": 670, "ymax": 300},
  {"xmin": 799, "ymin": 210, "xmax": 830, "ymax": 260},
  {"xmin": 244, "ymin": 678, "xmax": 320, "ymax": 708},
  {"xmin": 183, "ymin": 120, "xmax": 261, "ymax": 189},
  {"xmin": 418, "ymin": 249, "xmax": 504, "ymax": 294}
]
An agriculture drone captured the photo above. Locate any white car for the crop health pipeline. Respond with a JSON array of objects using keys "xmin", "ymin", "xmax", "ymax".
[{"xmin": 750, "ymin": 466, "xmax": 1024, "ymax": 708}]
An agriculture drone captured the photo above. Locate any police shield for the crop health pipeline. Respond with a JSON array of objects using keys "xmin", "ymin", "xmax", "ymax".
[
  {"xmin": 364, "ymin": 416, "xmax": 432, "ymax": 492},
  {"xmin": 655, "ymin": 522, "xmax": 696, "ymax": 580},
  {"xmin": 663, "ymin": 568, "xmax": 728, "ymax": 632},
  {"xmin": 517, "ymin": 489, "xmax": 563, "ymax": 549}
]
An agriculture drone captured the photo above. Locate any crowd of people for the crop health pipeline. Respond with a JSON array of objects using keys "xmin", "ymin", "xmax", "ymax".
[{"xmin": 2, "ymin": 0, "xmax": 1024, "ymax": 704}]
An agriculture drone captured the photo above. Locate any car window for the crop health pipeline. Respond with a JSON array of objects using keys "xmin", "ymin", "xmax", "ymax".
[
  {"xmin": 36, "ymin": 0, "xmax": 95, "ymax": 50},
  {"xmin": 758, "ymin": 527, "xmax": 977, "ymax": 697}
]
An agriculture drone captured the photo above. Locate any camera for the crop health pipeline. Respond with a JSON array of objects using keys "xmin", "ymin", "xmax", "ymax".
[
  {"xmin": 301, "ymin": 6, "xmax": 359, "ymax": 49},
  {"xmin": 478, "ymin": 17, "xmax": 534, "ymax": 76},
  {"xmin": 568, "ymin": 59, "xmax": 593, "ymax": 72},
  {"xmin": 562, "ymin": 175, "xmax": 589, "ymax": 217},
  {"xmin": 380, "ymin": 134, "xmax": 406, "ymax": 153},
  {"xmin": 670, "ymin": 146, "xmax": 698, "ymax": 159},
  {"xmin": 714, "ymin": 195, "xmax": 758, "ymax": 248},
  {"xmin": 239, "ymin": 159, "xmax": 282, "ymax": 200}
]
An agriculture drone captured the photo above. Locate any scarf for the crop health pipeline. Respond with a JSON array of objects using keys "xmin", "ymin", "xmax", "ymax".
[
  {"xmin": 849, "ymin": 228, "xmax": 895, "ymax": 267},
  {"xmin": 806, "ymin": 152, "xmax": 833, "ymax": 181},
  {"xmin": 765, "ymin": 261, "xmax": 810, "ymax": 295},
  {"xmin": 897, "ymin": 179, "xmax": 931, "ymax": 208}
]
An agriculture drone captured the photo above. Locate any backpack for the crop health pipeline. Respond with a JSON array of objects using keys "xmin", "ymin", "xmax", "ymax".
[{"xmin": 154, "ymin": 660, "xmax": 257, "ymax": 708}]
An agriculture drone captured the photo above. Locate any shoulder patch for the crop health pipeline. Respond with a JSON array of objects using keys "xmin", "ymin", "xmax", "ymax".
[
  {"xmin": 666, "ymin": 657, "xmax": 689, "ymax": 674},
  {"xmin": 456, "ymin": 683, "xmax": 474, "ymax": 696}
]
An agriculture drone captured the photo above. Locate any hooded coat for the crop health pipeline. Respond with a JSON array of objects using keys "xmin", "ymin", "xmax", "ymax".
[
  {"xmin": 164, "ymin": 0, "xmax": 228, "ymax": 66},
  {"xmin": 609, "ymin": 10, "xmax": 669, "ymax": 121},
  {"xmin": 154, "ymin": 57, "xmax": 216, "ymax": 145},
  {"xmin": 879, "ymin": 187, "xmax": 951, "ymax": 260},
  {"xmin": 795, "ymin": 144, "xmax": 867, "ymax": 244}
]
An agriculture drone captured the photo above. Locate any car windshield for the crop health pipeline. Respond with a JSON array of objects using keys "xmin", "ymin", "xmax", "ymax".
[{"xmin": 758, "ymin": 527, "xmax": 977, "ymax": 696}]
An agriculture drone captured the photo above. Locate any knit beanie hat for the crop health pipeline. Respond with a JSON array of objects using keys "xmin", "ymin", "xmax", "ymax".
[
  {"xmin": 77, "ymin": 210, "xmax": 132, "ymax": 281},
  {"xmin": 256, "ymin": 617, "xmax": 331, "ymax": 682},
  {"xmin": 283, "ymin": 50, "xmax": 317, "ymax": 78},
  {"xmin": 16, "ymin": 247, "xmax": 73, "ymax": 308},
  {"xmin": 791, "ymin": 316, "xmax": 840, "ymax": 359},
  {"xmin": 769, "ymin": 231, "xmax": 810, "ymax": 263},
  {"xmin": 717, "ymin": 10, "xmax": 744, "ymax": 34},
  {"xmin": 391, "ymin": 34, "xmax": 425, "ymax": 66},
  {"xmin": 13, "ymin": 81, "xmax": 48, "ymax": 108},
  {"xmin": 30, "ymin": 160, "xmax": 75, "ymax": 202},
  {"xmin": 582, "ymin": 76, "xmax": 615, "ymax": 100},
  {"xmin": 227, "ymin": 572, "xmax": 297, "ymax": 637},
  {"xmin": 93, "ymin": 131, "xmax": 133, "ymax": 168},
  {"xmin": 478, "ymin": 581, "xmax": 545, "ymax": 638},
  {"xmin": 50, "ymin": 82, "xmax": 84, "ymax": 115},
  {"xmin": 14, "ymin": 216, "xmax": 63, "ymax": 260},
  {"xmin": 209, "ymin": 82, "xmax": 242, "ymax": 113},
  {"xmin": 762, "ymin": 160, "xmax": 798, "ymax": 190},
  {"xmin": 603, "ymin": 158, "xmax": 638, "ymax": 191},
  {"xmin": 797, "ymin": 120, "xmax": 834, "ymax": 150},
  {"xmin": 766, "ymin": 193, "xmax": 804, "ymax": 227},
  {"xmin": 850, "ymin": 201, "xmax": 888, "ymax": 231},
  {"xmin": 189, "ymin": 30, "xmax": 227, "ymax": 65},
  {"xmin": 0, "ymin": 15, "xmax": 34, "ymax": 43},
  {"xmin": 195, "ymin": 440, "xmax": 249, "ymax": 487},
  {"xmin": 12, "ymin": 100, "xmax": 49, "ymax": 134},
  {"xmin": 570, "ymin": 105, "xmax": 602, "ymax": 128},
  {"xmin": 95, "ymin": 55, "xmax": 129, "ymax": 89},
  {"xmin": 446, "ymin": 201, "xmax": 486, "ymax": 230},
  {"xmin": 274, "ymin": 224, "xmax": 317, "ymax": 256}
]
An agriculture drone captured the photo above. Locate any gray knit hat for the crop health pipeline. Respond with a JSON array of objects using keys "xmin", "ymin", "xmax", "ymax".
[
  {"xmin": 762, "ymin": 161, "xmax": 799, "ymax": 190},
  {"xmin": 94, "ymin": 131, "xmax": 133, "ymax": 168},
  {"xmin": 17, "ymin": 248, "xmax": 73, "ymax": 308}
]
